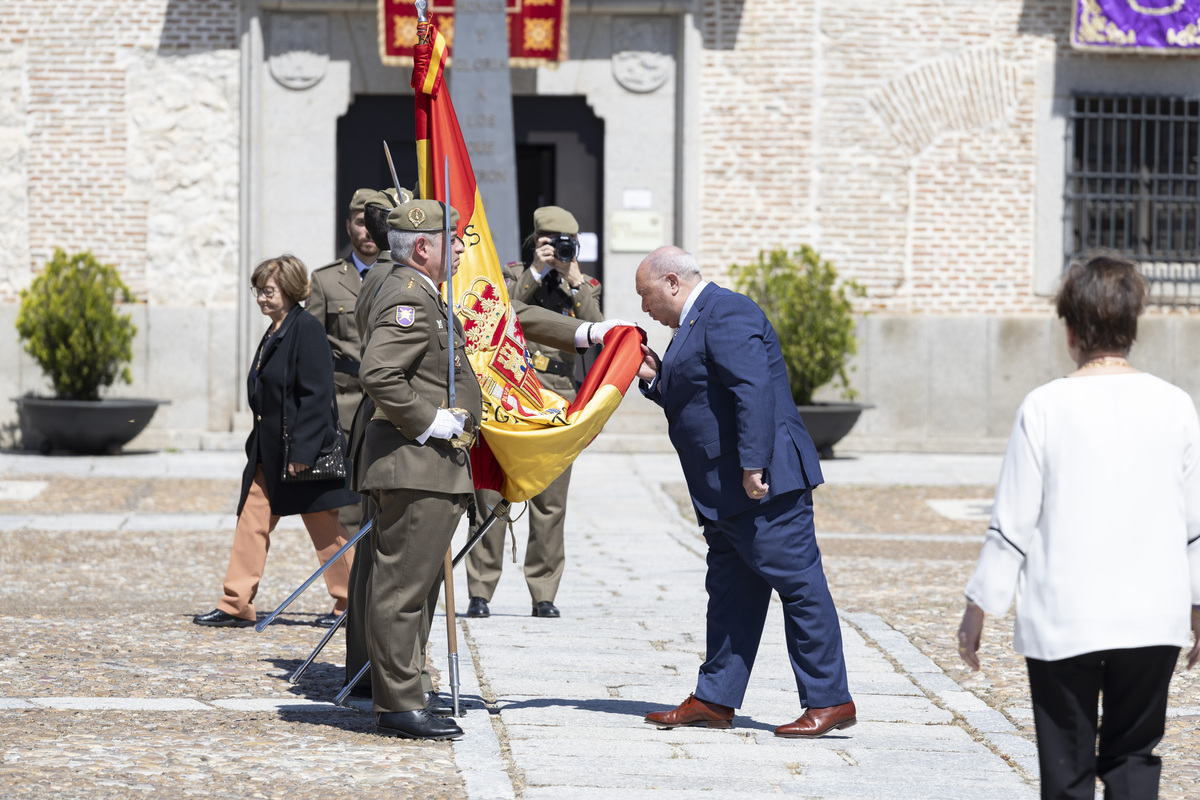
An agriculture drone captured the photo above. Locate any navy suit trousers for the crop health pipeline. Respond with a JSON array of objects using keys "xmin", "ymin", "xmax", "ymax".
[{"xmin": 696, "ymin": 489, "xmax": 851, "ymax": 710}]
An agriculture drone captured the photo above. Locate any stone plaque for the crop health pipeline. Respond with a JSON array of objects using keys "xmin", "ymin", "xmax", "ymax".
[
  {"xmin": 612, "ymin": 17, "xmax": 672, "ymax": 94},
  {"xmin": 448, "ymin": 0, "xmax": 521, "ymax": 264},
  {"xmin": 267, "ymin": 14, "xmax": 329, "ymax": 90},
  {"xmin": 610, "ymin": 210, "xmax": 663, "ymax": 252}
]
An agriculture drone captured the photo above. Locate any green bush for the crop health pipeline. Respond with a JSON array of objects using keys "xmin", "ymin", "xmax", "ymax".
[
  {"xmin": 731, "ymin": 246, "xmax": 864, "ymax": 406},
  {"xmin": 16, "ymin": 248, "xmax": 137, "ymax": 401}
]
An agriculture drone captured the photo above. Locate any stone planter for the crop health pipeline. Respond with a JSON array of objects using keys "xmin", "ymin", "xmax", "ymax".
[
  {"xmin": 796, "ymin": 402, "xmax": 874, "ymax": 459},
  {"xmin": 14, "ymin": 397, "xmax": 169, "ymax": 455}
]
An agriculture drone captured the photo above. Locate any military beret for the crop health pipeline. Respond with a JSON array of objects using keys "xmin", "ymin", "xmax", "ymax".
[
  {"xmin": 348, "ymin": 187, "xmax": 377, "ymax": 214},
  {"xmin": 363, "ymin": 187, "xmax": 416, "ymax": 210},
  {"xmin": 387, "ymin": 199, "xmax": 461, "ymax": 233},
  {"xmin": 533, "ymin": 205, "xmax": 579, "ymax": 236}
]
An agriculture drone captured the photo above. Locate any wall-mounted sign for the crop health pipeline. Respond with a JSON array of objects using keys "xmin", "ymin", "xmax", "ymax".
[
  {"xmin": 610, "ymin": 210, "xmax": 663, "ymax": 253},
  {"xmin": 378, "ymin": 0, "xmax": 569, "ymax": 67}
]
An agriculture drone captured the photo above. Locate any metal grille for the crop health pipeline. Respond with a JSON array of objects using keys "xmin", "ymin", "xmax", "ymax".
[{"xmin": 1066, "ymin": 94, "xmax": 1200, "ymax": 294}]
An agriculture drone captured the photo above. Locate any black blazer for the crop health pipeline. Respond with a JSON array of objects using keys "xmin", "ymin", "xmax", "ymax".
[{"xmin": 238, "ymin": 305, "xmax": 358, "ymax": 517}]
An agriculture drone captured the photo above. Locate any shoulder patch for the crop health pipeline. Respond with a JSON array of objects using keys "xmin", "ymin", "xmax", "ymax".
[
  {"xmin": 314, "ymin": 260, "xmax": 344, "ymax": 273},
  {"xmin": 396, "ymin": 306, "xmax": 416, "ymax": 327},
  {"xmin": 587, "ymin": 277, "xmax": 600, "ymax": 287}
]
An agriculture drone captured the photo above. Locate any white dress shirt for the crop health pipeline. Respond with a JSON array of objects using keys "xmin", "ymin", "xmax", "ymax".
[{"xmin": 965, "ymin": 372, "xmax": 1200, "ymax": 661}]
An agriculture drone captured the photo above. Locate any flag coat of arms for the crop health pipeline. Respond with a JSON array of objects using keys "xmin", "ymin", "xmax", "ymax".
[{"xmin": 410, "ymin": 19, "xmax": 644, "ymax": 502}]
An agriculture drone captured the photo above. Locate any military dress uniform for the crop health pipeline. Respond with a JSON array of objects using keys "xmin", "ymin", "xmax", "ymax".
[
  {"xmin": 466, "ymin": 256, "xmax": 602, "ymax": 611},
  {"xmin": 357, "ymin": 202, "xmax": 483, "ymax": 726},
  {"xmin": 307, "ymin": 187, "xmax": 382, "ymax": 532}
]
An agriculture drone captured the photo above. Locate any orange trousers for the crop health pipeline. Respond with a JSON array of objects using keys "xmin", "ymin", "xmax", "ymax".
[{"xmin": 217, "ymin": 465, "xmax": 354, "ymax": 621}]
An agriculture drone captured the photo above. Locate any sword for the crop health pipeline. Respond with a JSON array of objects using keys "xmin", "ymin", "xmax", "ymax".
[
  {"xmin": 443, "ymin": 155, "xmax": 475, "ymax": 449},
  {"xmin": 440, "ymin": 152, "xmax": 465, "ymax": 714},
  {"xmin": 383, "ymin": 142, "xmax": 403, "ymax": 199},
  {"xmin": 445, "ymin": 154, "xmax": 454, "ymax": 408},
  {"xmin": 254, "ymin": 519, "xmax": 373, "ymax": 632}
]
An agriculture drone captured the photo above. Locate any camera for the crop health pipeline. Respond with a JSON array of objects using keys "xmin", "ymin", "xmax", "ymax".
[{"xmin": 549, "ymin": 234, "xmax": 579, "ymax": 265}]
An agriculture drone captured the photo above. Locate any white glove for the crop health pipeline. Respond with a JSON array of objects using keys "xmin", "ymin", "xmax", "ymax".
[
  {"xmin": 588, "ymin": 318, "xmax": 638, "ymax": 346},
  {"xmin": 423, "ymin": 407, "xmax": 466, "ymax": 442}
]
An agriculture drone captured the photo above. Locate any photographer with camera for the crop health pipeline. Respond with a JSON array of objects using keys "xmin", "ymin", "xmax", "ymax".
[{"xmin": 466, "ymin": 205, "xmax": 603, "ymax": 620}]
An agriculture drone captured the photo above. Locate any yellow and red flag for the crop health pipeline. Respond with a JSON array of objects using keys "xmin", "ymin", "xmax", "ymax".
[
  {"xmin": 378, "ymin": 0, "xmax": 569, "ymax": 68},
  {"xmin": 411, "ymin": 20, "xmax": 643, "ymax": 503}
]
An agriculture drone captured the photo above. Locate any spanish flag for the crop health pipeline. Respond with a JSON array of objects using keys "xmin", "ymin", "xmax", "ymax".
[{"xmin": 411, "ymin": 20, "xmax": 644, "ymax": 503}]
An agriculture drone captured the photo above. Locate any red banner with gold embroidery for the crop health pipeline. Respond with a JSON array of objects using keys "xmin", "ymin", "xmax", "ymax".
[
  {"xmin": 411, "ymin": 19, "xmax": 642, "ymax": 503},
  {"xmin": 379, "ymin": 0, "xmax": 568, "ymax": 68}
]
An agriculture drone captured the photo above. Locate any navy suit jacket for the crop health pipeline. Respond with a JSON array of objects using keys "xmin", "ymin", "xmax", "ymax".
[{"xmin": 642, "ymin": 283, "xmax": 824, "ymax": 522}]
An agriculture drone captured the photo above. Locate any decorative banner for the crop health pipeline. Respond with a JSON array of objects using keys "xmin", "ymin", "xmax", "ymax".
[
  {"xmin": 1072, "ymin": 0, "xmax": 1200, "ymax": 51},
  {"xmin": 411, "ymin": 19, "xmax": 643, "ymax": 503},
  {"xmin": 379, "ymin": 0, "xmax": 569, "ymax": 67}
]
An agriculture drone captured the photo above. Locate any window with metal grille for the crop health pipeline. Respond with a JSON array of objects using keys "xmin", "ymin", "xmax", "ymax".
[{"xmin": 1066, "ymin": 94, "xmax": 1200, "ymax": 289}]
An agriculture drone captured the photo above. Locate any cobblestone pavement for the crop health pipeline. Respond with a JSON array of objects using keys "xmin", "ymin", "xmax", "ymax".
[{"xmin": 1, "ymin": 450, "xmax": 1196, "ymax": 798}]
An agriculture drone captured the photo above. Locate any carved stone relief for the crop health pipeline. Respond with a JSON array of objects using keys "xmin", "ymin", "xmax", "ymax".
[
  {"xmin": 267, "ymin": 13, "xmax": 329, "ymax": 90},
  {"xmin": 611, "ymin": 17, "xmax": 672, "ymax": 94}
]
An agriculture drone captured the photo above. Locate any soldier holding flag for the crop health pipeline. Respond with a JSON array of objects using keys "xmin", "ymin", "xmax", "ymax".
[{"xmin": 357, "ymin": 199, "xmax": 479, "ymax": 740}]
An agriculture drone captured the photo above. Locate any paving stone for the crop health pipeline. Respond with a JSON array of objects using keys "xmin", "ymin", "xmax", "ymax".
[{"xmin": 22, "ymin": 450, "xmax": 1200, "ymax": 799}]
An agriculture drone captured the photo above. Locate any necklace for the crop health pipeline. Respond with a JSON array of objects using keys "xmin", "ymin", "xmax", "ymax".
[{"xmin": 1081, "ymin": 356, "xmax": 1130, "ymax": 370}]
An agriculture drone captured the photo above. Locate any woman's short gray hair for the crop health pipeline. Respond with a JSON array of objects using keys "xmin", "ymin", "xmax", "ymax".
[{"xmin": 388, "ymin": 230, "xmax": 427, "ymax": 263}]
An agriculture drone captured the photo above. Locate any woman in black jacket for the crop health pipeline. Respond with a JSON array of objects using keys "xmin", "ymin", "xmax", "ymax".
[{"xmin": 194, "ymin": 255, "xmax": 358, "ymax": 628}]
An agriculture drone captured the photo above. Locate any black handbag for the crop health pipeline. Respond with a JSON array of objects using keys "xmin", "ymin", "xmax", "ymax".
[{"xmin": 278, "ymin": 325, "xmax": 348, "ymax": 484}]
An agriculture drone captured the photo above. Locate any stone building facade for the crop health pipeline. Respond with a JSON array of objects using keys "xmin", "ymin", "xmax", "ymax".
[{"xmin": 1, "ymin": 0, "xmax": 1198, "ymax": 450}]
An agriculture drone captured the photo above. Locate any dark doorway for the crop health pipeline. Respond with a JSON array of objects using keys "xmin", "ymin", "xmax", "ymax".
[
  {"xmin": 335, "ymin": 95, "xmax": 417, "ymax": 257},
  {"xmin": 513, "ymin": 96, "xmax": 605, "ymax": 284},
  {"xmin": 334, "ymin": 94, "xmax": 604, "ymax": 285}
]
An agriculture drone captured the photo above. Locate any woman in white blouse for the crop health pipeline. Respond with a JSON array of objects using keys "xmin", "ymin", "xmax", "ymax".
[{"xmin": 957, "ymin": 255, "xmax": 1200, "ymax": 800}]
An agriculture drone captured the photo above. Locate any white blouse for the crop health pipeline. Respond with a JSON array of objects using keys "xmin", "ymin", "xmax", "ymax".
[{"xmin": 965, "ymin": 372, "xmax": 1200, "ymax": 662}]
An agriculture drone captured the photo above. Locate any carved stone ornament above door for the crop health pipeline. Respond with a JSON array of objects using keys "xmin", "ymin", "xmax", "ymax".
[
  {"xmin": 267, "ymin": 13, "xmax": 330, "ymax": 90},
  {"xmin": 611, "ymin": 17, "xmax": 672, "ymax": 94}
]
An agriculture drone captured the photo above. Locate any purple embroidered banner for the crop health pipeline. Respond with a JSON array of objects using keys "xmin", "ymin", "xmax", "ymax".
[{"xmin": 1073, "ymin": 0, "xmax": 1200, "ymax": 51}]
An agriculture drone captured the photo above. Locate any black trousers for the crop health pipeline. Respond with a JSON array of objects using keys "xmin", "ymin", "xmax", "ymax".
[{"xmin": 1026, "ymin": 645, "xmax": 1179, "ymax": 800}]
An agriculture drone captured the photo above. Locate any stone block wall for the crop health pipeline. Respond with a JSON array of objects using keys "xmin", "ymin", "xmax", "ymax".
[
  {"xmin": 0, "ymin": 0, "xmax": 239, "ymax": 302},
  {"xmin": 0, "ymin": 0, "xmax": 242, "ymax": 446}
]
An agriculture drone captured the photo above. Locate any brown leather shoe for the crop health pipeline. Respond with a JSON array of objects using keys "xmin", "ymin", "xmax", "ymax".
[
  {"xmin": 644, "ymin": 693, "xmax": 734, "ymax": 729},
  {"xmin": 774, "ymin": 701, "xmax": 857, "ymax": 738}
]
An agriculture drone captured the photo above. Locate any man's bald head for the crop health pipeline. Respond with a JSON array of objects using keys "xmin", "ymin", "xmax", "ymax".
[
  {"xmin": 635, "ymin": 246, "xmax": 704, "ymax": 329},
  {"xmin": 637, "ymin": 246, "xmax": 703, "ymax": 283}
]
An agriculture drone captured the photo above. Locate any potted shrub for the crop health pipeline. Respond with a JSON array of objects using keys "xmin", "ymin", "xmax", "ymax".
[
  {"xmin": 731, "ymin": 245, "xmax": 871, "ymax": 458},
  {"xmin": 14, "ymin": 248, "xmax": 166, "ymax": 454}
]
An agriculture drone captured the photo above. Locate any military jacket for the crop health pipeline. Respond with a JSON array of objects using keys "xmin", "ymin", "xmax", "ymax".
[
  {"xmin": 358, "ymin": 266, "xmax": 483, "ymax": 495},
  {"xmin": 307, "ymin": 257, "xmax": 369, "ymax": 388},
  {"xmin": 355, "ymin": 251, "xmax": 395, "ymax": 343},
  {"xmin": 509, "ymin": 267, "xmax": 603, "ymax": 396}
]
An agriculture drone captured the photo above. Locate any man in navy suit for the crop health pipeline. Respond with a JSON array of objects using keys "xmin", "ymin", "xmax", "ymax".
[{"xmin": 635, "ymin": 246, "xmax": 855, "ymax": 738}]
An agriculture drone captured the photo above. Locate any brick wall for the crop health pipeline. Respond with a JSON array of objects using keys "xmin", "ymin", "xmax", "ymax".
[
  {"xmin": 0, "ymin": 0, "xmax": 237, "ymax": 302},
  {"xmin": 697, "ymin": 0, "xmax": 1065, "ymax": 314}
]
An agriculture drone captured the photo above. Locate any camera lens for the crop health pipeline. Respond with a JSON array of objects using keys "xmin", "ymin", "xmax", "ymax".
[{"xmin": 553, "ymin": 235, "xmax": 578, "ymax": 264}]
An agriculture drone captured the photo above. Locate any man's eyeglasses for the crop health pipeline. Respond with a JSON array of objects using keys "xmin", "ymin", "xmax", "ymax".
[{"xmin": 252, "ymin": 286, "xmax": 279, "ymax": 299}]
